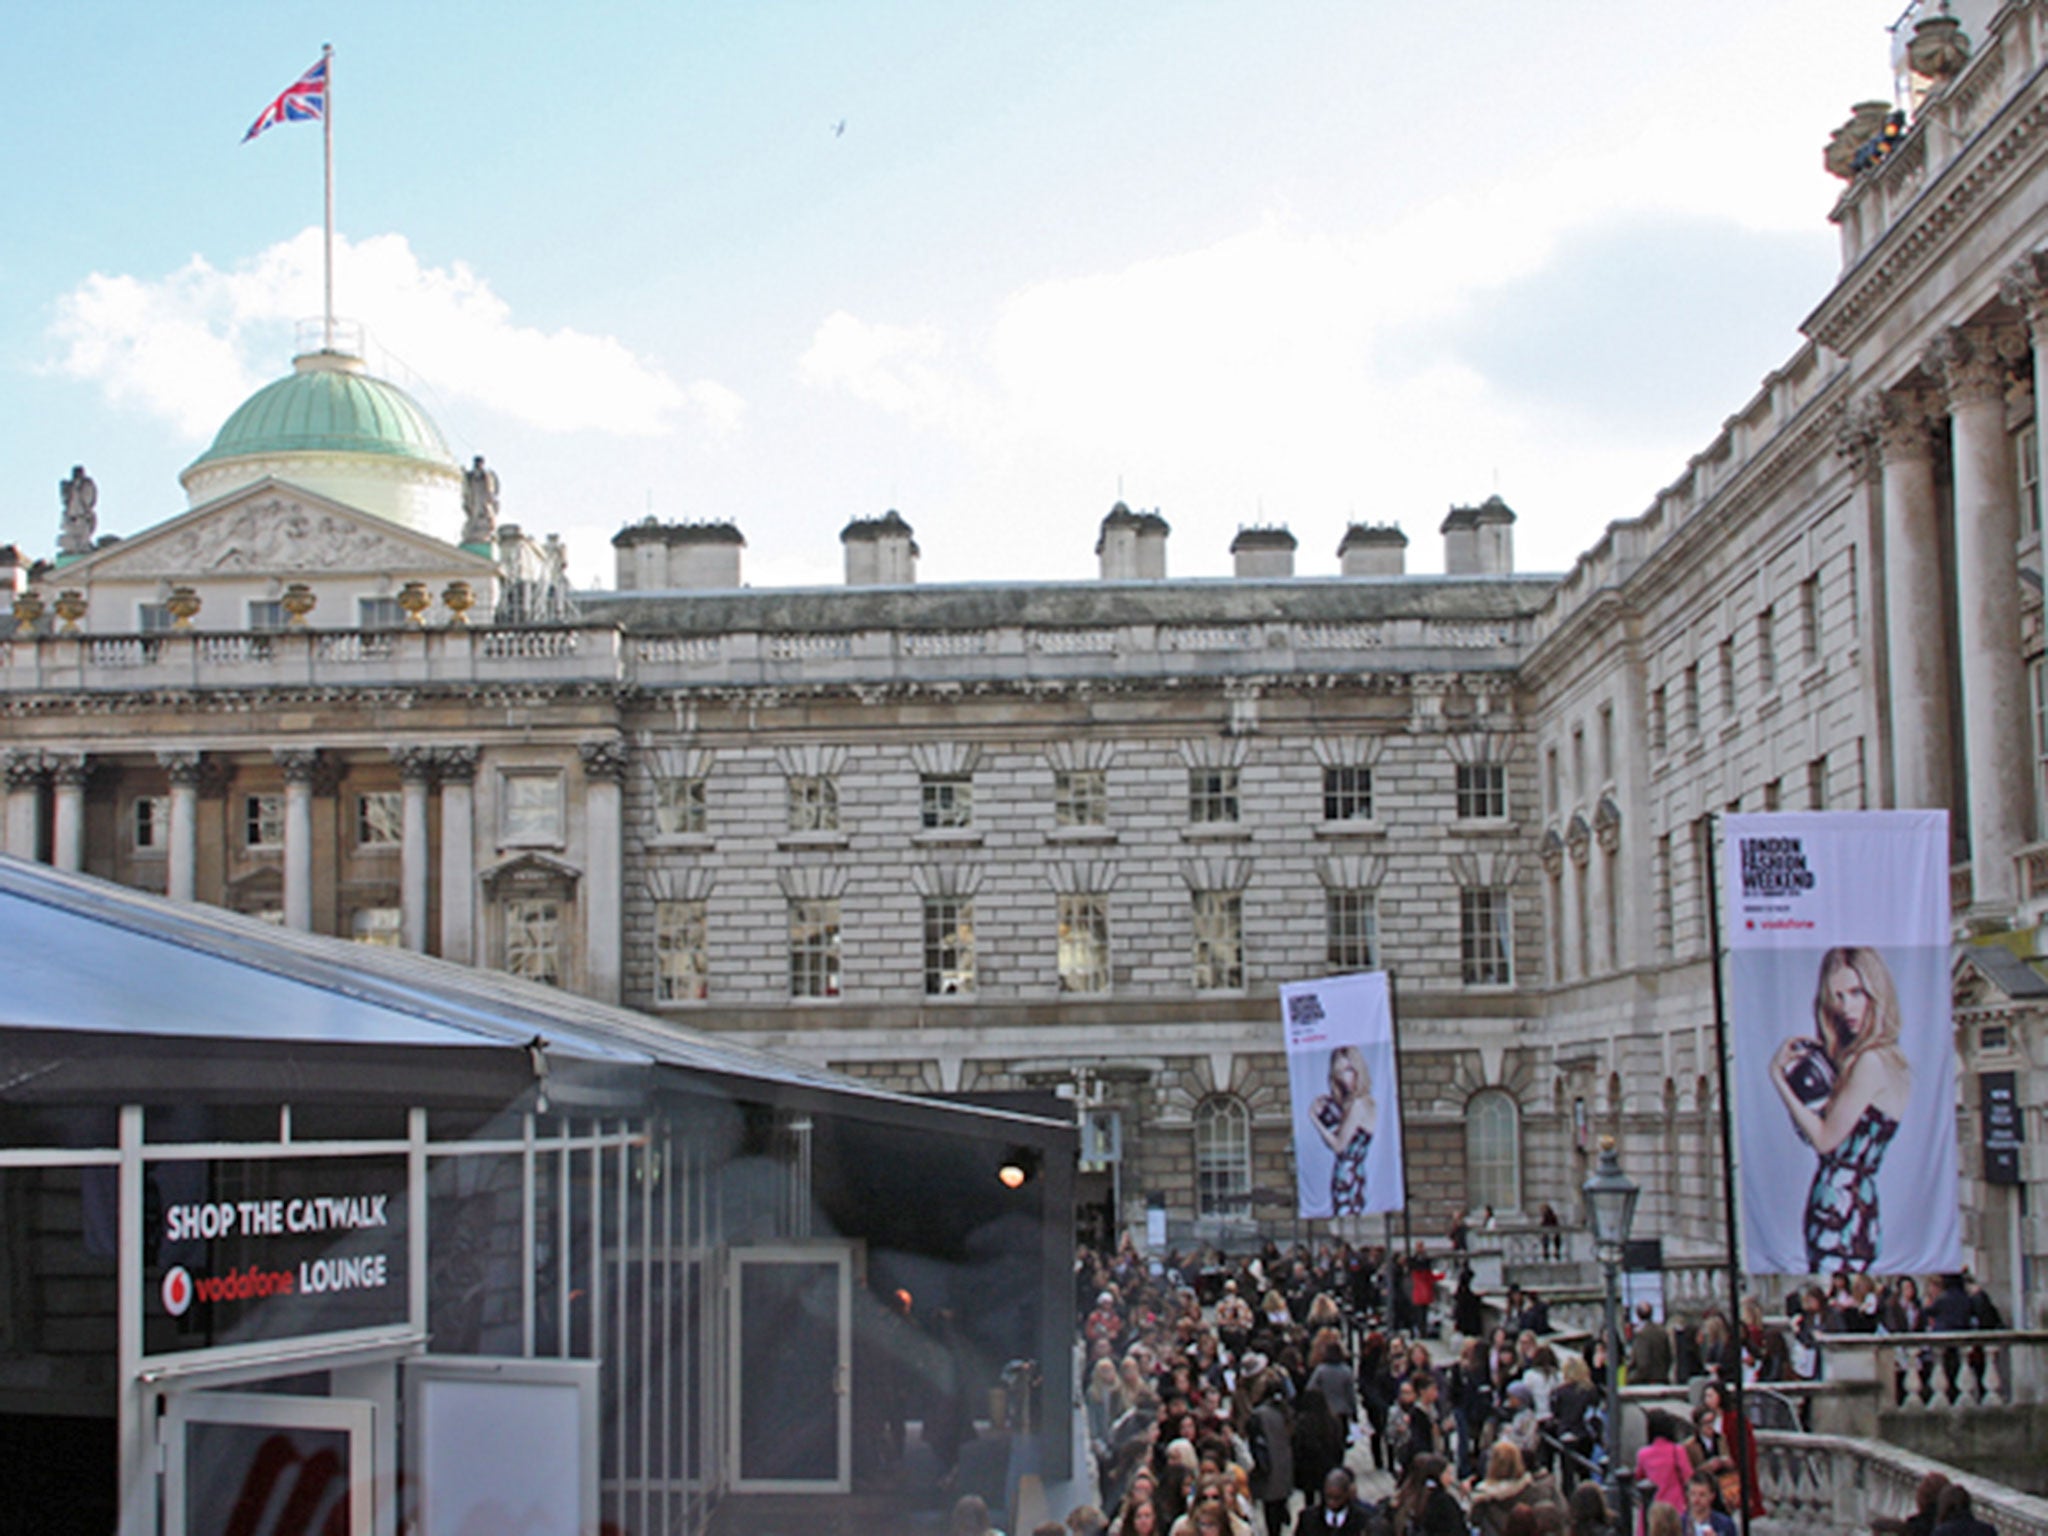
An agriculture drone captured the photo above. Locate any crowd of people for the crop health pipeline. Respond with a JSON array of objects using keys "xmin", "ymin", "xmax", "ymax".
[
  {"xmin": 1065, "ymin": 1239, "xmax": 1643, "ymax": 1536},
  {"xmin": 1050, "ymin": 1233, "xmax": 2015, "ymax": 1536}
]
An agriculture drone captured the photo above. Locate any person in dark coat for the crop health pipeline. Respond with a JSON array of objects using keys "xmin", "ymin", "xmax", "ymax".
[
  {"xmin": 1929, "ymin": 1484, "xmax": 1997, "ymax": 1536},
  {"xmin": 1295, "ymin": 1466, "xmax": 1385, "ymax": 1536},
  {"xmin": 1453, "ymin": 1267, "xmax": 1485, "ymax": 1341},
  {"xmin": 1902, "ymin": 1472, "xmax": 1951, "ymax": 1536},
  {"xmin": 1292, "ymin": 1388, "xmax": 1348, "ymax": 1515},
  {"xmin": 1250, "ymin": 1371, "xmax": 1297, "ymax": 1536},
  {"xmin": 1627, "ymin": 1302, "xmax": 1673, "ymax": 1385}
]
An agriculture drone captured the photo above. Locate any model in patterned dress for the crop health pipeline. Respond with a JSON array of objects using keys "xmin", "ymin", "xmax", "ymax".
[
  {"xmin": 1313, "ymin": 1045, "xmax": 1378, "ymax": 1216},
  {"xmin": 1770, "ymin": 947, "xmax": 1913, "ymax": 1274}
]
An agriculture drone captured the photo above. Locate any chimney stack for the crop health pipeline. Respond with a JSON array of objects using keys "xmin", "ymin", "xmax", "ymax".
[
  {"xmin": 1338, "ymin": 523, "xmax": 1407, "ymax": 577},
  {"xmin": 842, "ymin": 510, "xmax": 918, "ymax": 586},
  {"xmin": 1097, "ymin": 502, "xmax": 1170, "ymax": 580},
  {"xmin": 1229, "ymin": 525, "xmax": 1296, "ymax": 579},
  {"xmin": 610, "ymin": 519, "xmax": 746, "ymax": 590},
  {"xmin": 1441, "ymin": 495, "xmax": 1516, "ymax": 576}
]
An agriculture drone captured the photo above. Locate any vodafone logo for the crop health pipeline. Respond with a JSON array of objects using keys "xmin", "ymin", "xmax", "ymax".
[{"xmin": 162, "ymin": 1266, "xmax": 193, "ymax": 1317}]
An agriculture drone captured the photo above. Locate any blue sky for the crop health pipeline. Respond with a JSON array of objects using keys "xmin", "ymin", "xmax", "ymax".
[{"xmin": 1, "ymin": 2, "xmax": 1900, "ymax": 589}]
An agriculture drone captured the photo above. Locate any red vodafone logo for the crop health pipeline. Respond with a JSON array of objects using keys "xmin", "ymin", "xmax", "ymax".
[{"xmin": 162, "ymin": 1266, "xmax": 193, "ymax": 1317}]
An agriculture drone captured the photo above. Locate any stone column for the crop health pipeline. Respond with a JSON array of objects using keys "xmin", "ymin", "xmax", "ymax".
[
  {"xmin": 1872, "ymin": 389, "xmax": 1955, "ymax": 814},
  {"xmin": 2005, "ymin": 250, "xmax": 2048, "ymax": 546},
  {"xmin": 275, "ymin": 748, "xmax": 322, "ymax": 931},
  {"xmin": 437, "ymin": 746, "xmax": 479, "ymax": 964},
  {"xmin": 1932, "ymin": 324, "xmax": 2032, "ymax": 913},
  {"xmin": 394, "ymin": 747, "xmax": 436, "ymax": 953},
  {"xmin": 50, "ymin": 754, "xmax": 88, "ymax": 872},
  {"xmin": 579, "ymin": 738, "xmax": 627, "ymax": 1004},
  {"xmin": 159, "ymin": 751, "xmax": 203, "ymax": 901},
  {"xmin": 2, "ymin": 750, "xmax": 45, "ymax": 862}
]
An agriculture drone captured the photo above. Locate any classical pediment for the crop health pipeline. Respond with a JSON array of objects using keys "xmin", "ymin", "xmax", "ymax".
[{"xmin": 72, "ymin": 479, "xmax": 494, "ymax": 583}]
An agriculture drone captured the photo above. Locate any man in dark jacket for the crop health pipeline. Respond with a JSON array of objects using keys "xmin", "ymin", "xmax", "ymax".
[
  {"xmin": 1295, "ymin": 1467, "xmax": 1386, "ymax": 1536},
  {"xmin": 1628, "ymin": 1302, "xmax": 1673, "ymax": 1385}
]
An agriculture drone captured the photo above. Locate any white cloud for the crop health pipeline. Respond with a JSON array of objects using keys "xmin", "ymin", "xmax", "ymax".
[{"xmin": 46, "ymin": 229, "xmax": 736, "ymax": 441}]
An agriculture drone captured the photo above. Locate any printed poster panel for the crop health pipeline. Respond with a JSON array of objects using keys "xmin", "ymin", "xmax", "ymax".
[
  {"xmin": 143, "ymin": 1153, "xmax": 409, "ymax": 1357},
  {"xmin": 1722, "ymin": 811, "xmax": 1961, "ymax": 1275},
  {"xmin": 1281, "ymin": 971, "xmax": 1405, "ymax": 1220}
]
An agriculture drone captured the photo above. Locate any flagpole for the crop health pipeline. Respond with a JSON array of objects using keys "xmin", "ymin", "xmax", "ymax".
[{"xmin": 322, "ymin": 42, "xmax": 335, "ymax": 353}]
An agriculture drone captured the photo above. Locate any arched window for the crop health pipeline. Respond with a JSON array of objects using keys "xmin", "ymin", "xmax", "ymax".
[
  {"xmin": 1194, "ymin": 1096, "xmax": 1252, "ymax": 1220},
  {"xmin": 1465, "ymin": 1089, "xmax": 1521, "ymax": 1213}
]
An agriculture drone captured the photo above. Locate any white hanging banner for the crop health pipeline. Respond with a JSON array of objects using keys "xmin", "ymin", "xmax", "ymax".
[
  {"xmin": 1280, "ymin": 971, "xmax": 1405, "ymax": 1220},
  {"xmin": 1722, "ymin": 811, "xmax": 1960, "ymax": 1275}
]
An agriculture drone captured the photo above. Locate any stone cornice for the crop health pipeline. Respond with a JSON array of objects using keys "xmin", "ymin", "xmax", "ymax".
[{"xmin": 1808, "ymin": 84, "xmax": 2048, "ymax": 356}]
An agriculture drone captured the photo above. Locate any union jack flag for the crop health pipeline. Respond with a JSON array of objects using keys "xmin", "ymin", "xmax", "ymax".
[{"xmin": 242, "ymin": 55, "xmax": 328, "ymax": 142}]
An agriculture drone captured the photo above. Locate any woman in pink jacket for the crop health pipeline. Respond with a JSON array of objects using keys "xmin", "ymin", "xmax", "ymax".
[{"xmin": 1634, "ymin": 1411, "xmax": 1695, "ymax": 1519}]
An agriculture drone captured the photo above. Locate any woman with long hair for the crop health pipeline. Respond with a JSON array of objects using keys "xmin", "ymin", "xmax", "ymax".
[
  {"xmin": 1770, "ymin": 946, "xmax": 1913, "ymax": 1273},
  {"xmin": 1393, "ymin": 1453, "xmax": 1466, "ymax": 1536},
  {"xmin": 1312, "ymin": 1045, "xmax": 1378, "ymax": 1215}
]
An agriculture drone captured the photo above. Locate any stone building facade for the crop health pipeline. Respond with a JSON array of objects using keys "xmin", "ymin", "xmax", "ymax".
[{"xmin": 6, "ymin": 0, "xmax": 2048, "ymax": 1297}]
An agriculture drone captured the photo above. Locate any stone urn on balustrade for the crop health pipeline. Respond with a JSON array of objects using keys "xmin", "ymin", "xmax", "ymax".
[
  {"xmin": 165, "ymin": 587, "xmax": 202, "ymax": 630},
  {"xmin": 280, "ymin": 583, "xmax": 317, "ymax": 627},
  {"xmin": 397, "ymin": 581, "xmax": 431, "ymax": 627},
  {"xmin": 12, "ymin": 589, "xmax": 45, "ymax": 635},
  {"xmin": 1908, "ymin": 10, "xmax": 1970, "ymax": 80}
]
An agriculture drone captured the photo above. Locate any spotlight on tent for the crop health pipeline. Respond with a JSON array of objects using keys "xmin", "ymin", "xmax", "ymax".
[{"xmin": 997, "ymin": 1146, "xmax": 1042, "ymax": 1189}]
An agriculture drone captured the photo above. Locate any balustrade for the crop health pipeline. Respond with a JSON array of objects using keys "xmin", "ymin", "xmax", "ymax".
[{"xmin": 1753, "ymin": 1430, "xmax": 2048, "ymax": 1536}]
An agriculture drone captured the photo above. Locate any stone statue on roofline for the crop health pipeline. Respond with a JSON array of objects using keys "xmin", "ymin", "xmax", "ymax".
[
  {"xmin": 461, "ymin": 455, "xmax": 500, "ymax": 546},
  {"xmin": 58, "ymin": 466, "xmax": 96, "ymax": 558}
]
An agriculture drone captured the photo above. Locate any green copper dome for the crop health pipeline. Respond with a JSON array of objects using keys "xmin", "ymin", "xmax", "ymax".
[{"xmin": 184, "ymin": 352, "xmax": 458, "ymax": 475}]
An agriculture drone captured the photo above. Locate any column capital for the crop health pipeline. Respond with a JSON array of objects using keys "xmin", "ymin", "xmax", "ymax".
[
  {"xmin": 1835, "ymin": 397, "xmax": 1882, "ymax": 477},
  {"xmin": 48, "ymin": 752, "xmax": 91, "ymax": 789},
  {"xmin": 435, "ymin": 745, "xmax": 480, "ymax": 784},
  {"xmin": 578, "ymin": 737, "xmax": 630, "ymax": 783},
  {"xmin": 1925, "ymin": 324, "xmax": 2027, "ymax": 406},
  {"xmin": 392, "ymin": 745, "xmax": 439, "ymax": 784},
  {"xmin": 1868, "ymin": 388, "xmax": 1940, "ymax": 463},
  {"xmin": 1998, "ymin": 248, "xmax": 2048, "ymax": 332},
  {"xmin": 274, "ymin": 747, "xmax": 325, "ymax": 785},
  {"xmin": 2, "ymin": 749, "xmax": 48, "ymax": 791},
  {"xmin": 157, "ymin": 749, "xmax": 204, "ymax": 787}
]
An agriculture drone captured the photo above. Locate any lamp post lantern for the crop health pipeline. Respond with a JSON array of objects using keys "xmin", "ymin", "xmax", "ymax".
[{"xmin": 1583, "ymin": 1135, "xmax": 1639, "ymax": 1531}]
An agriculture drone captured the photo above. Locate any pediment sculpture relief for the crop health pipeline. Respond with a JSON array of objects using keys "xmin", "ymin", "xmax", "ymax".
[{"xmin": 97, "ymin": 499, "xmax": 446, "ymax": 578}]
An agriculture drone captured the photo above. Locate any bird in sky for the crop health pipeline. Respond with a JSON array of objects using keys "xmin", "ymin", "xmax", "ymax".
[{"xmin": 833, "ymin": 118, "xmax": 846, "ymax": 137}]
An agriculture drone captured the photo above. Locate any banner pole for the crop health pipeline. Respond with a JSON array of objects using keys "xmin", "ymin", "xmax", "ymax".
[
  {"xmin": 1700, "ymin": 814, "xmax": 1753, "ymax": 1536},
  {"xmin": 1388, "ymin": 972, "xmax": 1417, "ymax": 1326},
  {"xmin": 322, "ymin": 42, "xmax": 335, "ymax": 352}
]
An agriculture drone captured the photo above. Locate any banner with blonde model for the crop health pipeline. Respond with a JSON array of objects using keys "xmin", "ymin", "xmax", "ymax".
[
  {"xmin": 1722, "ymin": 811, "xmax": 1961, "ymax": 1275},
  {"xmin": 1281, "ymin": 971, "xmax": 1405, "ymax": 1220}
]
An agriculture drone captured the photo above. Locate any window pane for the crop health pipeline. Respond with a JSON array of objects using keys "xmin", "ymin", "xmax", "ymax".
[
  {"xmin": 789, "ymin": 898, "xmax": 841, "ymax": 997},
  {"xmin": 788, "ymin": 776, "xmax": 839, "ymax": 832},
  {"xmin": 920, "ymin": 775, "xmax": 973, "ymax": 829},
  {"xmin": 1057, "ymin": 894, "xmax": 1110, "ymax": 993},
  {"xmin": 1195, "ymin": 1098, "xmax": 1252, "ymax": 1219},
  {"xmin": 922, "ymin": 897, "xmax": 975, "ymax": 994},
  {"xmin": 1460, "ymin": 888, "xmax": 1511, "ymax": 985},
  {"xmin": 1465, "ymin": 1090, "xmax": 1521, "ymax": 1212},
  {"xmin": 656, "ymin": 900, "xmax": 708, "ymax": 1001},
  {"xmin": 358, "ymin": 791, "xmax": 403, "ymax": 846},
  {"xmin": 1455, "ymin": 764, "xmax": 1506, "ymax": 820},
  {"xmin": 1054, "ymin": 769, "xmax": 1108, "ymax": 827},
  {"xmin": 133, "ymin": 796, "xmax": 168, "ymax": 850},
  {"xmin": 245, "ymin": 794, "xmax": 284, "ymax": 849},
  {"xmin": 1187, "ymin": 768, "xmax": 1240, "ymax": 824},
  {"xmin": 1323, "ymin": 766, "xmax": 1372, "ymax": 822},
  {"xmin": 1192, "ymin": 890, "xmax": 1243, "ymax": 990},
  {"xmin": 1326, "ymin": 890, "xmax": 1377, "ymax": 972},
  {"xmin": 655, "ymin": 776, "xmax": 707, "ymax": 836},
  {"xmin": 504, "ymin": 898, "xmax": 562, "ymax": 986}
]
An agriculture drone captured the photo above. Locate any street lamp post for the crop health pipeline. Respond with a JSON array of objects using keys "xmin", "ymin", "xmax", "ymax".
[{"xmin": 1583, "ymin": 1135, "xmax": 1640, "ymax": 1535}]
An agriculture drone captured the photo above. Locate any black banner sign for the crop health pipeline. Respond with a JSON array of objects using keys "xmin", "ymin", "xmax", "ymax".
[
  {"xmin": 142, "ymin": 1154, "xmax": 409, "ymax": 1357},
  {"xmin": 1981, "ymin": 1071, "xmax": 2022, "ymax": 1187}
]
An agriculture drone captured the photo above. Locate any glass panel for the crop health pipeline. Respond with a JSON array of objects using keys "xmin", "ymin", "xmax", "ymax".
[
  {"xmin": 183, "ymin": 1420, "xmax": 351, "ymax": 1536},
  {"xmin": 428, "ymin": 1152, "xmax": 527, "ymax": 1355},
  {"xmin": 737, "ymin": 1260, "xmax": 839, "ymax": 1483}
]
